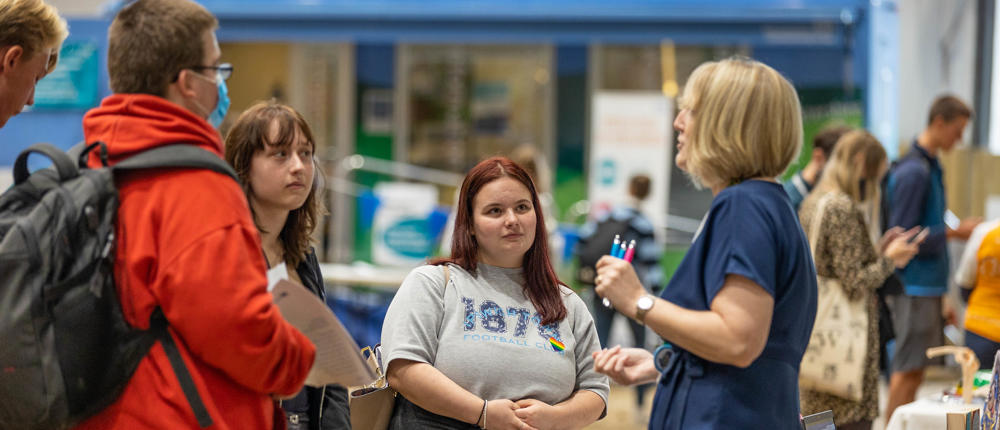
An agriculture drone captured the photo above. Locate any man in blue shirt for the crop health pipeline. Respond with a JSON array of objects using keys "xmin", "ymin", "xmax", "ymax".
[
  {"xmin": 783, "ymin": 125, "xmax": 850, "ymax": 210},
  {"xmin": 885, "ymin": 95, "xmax": 981, "ymax": 420}
]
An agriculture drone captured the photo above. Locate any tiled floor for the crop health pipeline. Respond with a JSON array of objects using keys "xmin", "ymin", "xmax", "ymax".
[{"xmin": 586, "ymin": 367, "xmax": 959, "ymax": 430}]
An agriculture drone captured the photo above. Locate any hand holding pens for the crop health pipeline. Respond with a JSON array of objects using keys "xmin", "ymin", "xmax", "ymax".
[{"xmin": 601, "ymin": 234, "xmax": 636, "ymax": 308}]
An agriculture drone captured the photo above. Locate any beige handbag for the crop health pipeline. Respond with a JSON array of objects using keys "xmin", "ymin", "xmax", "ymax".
[
  {"xmin": 349, "ymin": 265, "xmax": 451, "ymax": 430},
  {"xmin": 348, "ymin": 344, "xmax": 395, "ymax": 430},
  {"xmin": 799, "ymin": 193, "xmax": 868, "ymax": 402}
]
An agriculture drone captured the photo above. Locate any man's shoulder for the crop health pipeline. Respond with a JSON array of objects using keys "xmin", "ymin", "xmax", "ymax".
[
  {"xmin": 628, "ymin": 213, "xmax": 655, "ymax": 234},
  {"xmin": 891, "ymin": 154, "xmax": 932, "ymax": 183},
  {"xmin": 117, "ymin": 167, "xmax": 253, "ymax": 236},
  {"xmin": 781, "ymin": 177, "xmax": 799, "ymax": 194}
]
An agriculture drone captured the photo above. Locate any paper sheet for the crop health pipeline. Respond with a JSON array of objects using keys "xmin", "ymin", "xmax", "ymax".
[
  {"xmin": 266, "ymin": 263, "xmax": 289, "ymax": 292},
  {"xmin": 271, "ymin": 279, "xmax": 376, "ymax": 387}
]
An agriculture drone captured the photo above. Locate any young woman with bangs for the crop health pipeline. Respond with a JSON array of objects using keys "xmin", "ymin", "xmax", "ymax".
[
  {"xmin": 380, "ymin": 157, "xmax": 609, "ymax": 430},
  {"xmin": 224, "ymin": 100, "xmax": 351, "ymax": 430}
]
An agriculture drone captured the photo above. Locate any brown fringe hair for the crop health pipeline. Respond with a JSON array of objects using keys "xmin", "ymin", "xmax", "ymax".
[{"xmin": 224, "ymin": 100, "xmax": 325, "ymax": 269}]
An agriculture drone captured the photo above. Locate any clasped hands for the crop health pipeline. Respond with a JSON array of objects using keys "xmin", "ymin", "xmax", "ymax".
[{"xmin": 484, "ymin": 398, "xmax": 561, "ymax": 430}]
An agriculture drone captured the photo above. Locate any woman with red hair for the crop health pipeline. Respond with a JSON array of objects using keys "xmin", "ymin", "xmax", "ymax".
[{"xmin": 380, "ymin": 157, "xmax": 608, "ymax": 430}]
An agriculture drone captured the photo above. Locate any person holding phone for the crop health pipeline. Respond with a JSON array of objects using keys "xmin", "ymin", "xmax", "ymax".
[
  {"xmin": 798, "ymin": 130, "xmax": 923, "ymax": 430},
  {"xmin": 885, "ymin": 95, "xmax": 982, "ymax": 420}
]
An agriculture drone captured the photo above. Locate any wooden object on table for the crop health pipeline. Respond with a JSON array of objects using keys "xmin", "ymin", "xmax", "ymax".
[
  {"xmin": 947, "ymin": 406, "xmax": 981, "ymax": 430},
  {"xmin": 927, "ymin": 346, "xmax": 981, "ymax": 404}
]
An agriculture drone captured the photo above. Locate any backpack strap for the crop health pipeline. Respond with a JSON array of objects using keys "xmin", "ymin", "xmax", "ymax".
[
  {"xmin": 111, "ymin": 144, "xmax": 238, "ymax": 182},
  {"xmin": 12, "ymin": 143, "xmax": 80, "ymax": 185},
  {"xmin": 63, "ymin": 143, "xmax": 234, "ymax": 427},
  {"xmin": 149, "ymin": 309, "xmax": 214, "ymax": 428},
  {"xmin": 93, "ymin": 143, "xmax": 234, "ymax": 427}
]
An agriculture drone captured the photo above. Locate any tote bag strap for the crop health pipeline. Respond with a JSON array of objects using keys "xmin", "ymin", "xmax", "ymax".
[{"xmin": 808, "ymin": 193, "xmax": 836, "ymax": 262}]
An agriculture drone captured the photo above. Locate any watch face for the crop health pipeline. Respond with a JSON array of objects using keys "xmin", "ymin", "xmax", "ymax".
[{"xmin": 638, "ymin": 296, "xmax": 654, "ymax": 310}]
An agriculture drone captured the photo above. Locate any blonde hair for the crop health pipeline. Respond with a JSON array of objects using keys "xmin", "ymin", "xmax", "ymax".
[
  {"xmin": 678, "ymin": 57, "xmax": 803, "ymax": 189},
  {"xmin": 510, "ymin": 144, "xmax": 550, "ymax": 194},
  {"xmin": 814, "ymin": 129, "xmax": 887, "ymax": 205},
  {"xmin": 0, "ymin": 0, "xmax": 68, "ymax": 73}
]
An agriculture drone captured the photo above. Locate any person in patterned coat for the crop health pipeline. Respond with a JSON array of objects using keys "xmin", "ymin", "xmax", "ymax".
[{"xmin": 798, "ymin": 130, "xmax": 922, "ymax": 430}]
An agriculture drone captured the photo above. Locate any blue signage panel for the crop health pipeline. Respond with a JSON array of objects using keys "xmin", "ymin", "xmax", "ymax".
[{"xmin": 33, "ymin": 42, "xmax": 99, "ymax": 110}]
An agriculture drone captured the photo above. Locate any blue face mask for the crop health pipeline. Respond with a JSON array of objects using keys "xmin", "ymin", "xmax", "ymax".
[
  {"xmin": 208, "ymin": 78, "xmax": 230, "ymax": 129},
  {"xmin": 192, "ymin": 71, "xmax": 230, "ymax": 129}
]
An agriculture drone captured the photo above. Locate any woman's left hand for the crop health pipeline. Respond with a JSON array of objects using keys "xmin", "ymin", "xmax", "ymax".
[
  {"xmin": 513, "ymin": 399, "xmax": 560, "ymax": 430},
  {"xmin": 594, "ymin": 256, "xmax": 644, "ymax": 312}
]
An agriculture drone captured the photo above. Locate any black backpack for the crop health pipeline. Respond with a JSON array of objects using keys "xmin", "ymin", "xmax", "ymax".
[
  {"xmin": 575, "ymin": 212, "xmax": 640, "ymax": 285},
  {"xmin": 0, "ymin": 142, "xmax": 237, "ymax": 429}
]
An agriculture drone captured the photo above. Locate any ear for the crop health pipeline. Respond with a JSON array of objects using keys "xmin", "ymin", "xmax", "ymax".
[
  {"xmin": 929, "ymin": 115, "xmax": 947, "ymax": 130},
  {"xmin": 812, "ymin": 149, "xmax": 826, "ymax": 163},
  {"xmin": 172, "ymin": 69, "xmax": 200, "ymax": 99},
  {"xmin": 0, "ymin": 46, "xmax": 24, "ymax": 74}
]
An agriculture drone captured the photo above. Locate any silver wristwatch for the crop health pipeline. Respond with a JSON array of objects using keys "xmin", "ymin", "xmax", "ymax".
[{"xmin": 635, "ymin": 294, "xmax": 656, "ymax": 323}]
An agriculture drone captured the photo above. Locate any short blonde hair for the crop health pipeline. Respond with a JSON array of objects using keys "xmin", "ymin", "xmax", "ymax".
[
  {"xmin": 0, "ymin": 0, "xmax": 68, "ymax": 73},
  {"xmin": 815, "ymin": 129, "xmax": 886, "ymax": 205},
  {"xmin": 678, "ymin": 57, "xmax": 803, "ymax": 189}
]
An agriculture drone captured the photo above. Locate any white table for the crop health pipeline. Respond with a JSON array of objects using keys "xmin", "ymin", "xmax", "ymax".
[
  {"xmin": 885, "ymin": 398, "xmax": 982, "ymax": 430},
  {"xmin": 319, "ymin": 263, "xmax": 412, "ymax": 291}
]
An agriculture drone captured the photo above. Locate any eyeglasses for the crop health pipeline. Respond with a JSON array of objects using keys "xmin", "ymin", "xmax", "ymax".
[{"xmin": 187, "ymin": 63, "xmax": 233, "ymax": 81}]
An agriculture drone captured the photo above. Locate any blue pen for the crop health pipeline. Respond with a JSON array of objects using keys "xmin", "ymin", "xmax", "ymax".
[{"xmin": 616, "ymin": 242, "xmax": 627, "ymax": 259}]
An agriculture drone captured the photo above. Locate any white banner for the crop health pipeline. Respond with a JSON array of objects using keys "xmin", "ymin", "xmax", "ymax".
[{"xmin": 588, "ymin": 91, "xmax": 673, "ymax": 229}]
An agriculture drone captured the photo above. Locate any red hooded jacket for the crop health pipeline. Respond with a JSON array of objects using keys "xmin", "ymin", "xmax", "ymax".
[{"xmin": 72, "ymin": 94, "xmax": 316, "ymax": 430}]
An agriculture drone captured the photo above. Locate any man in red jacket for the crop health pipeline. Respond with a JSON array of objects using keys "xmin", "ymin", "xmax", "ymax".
[{"xmin": 73, "ymin": 1, "xmax": 316, "ymax": 429}]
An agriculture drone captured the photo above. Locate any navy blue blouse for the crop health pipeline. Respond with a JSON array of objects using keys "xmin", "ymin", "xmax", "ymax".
[{"xmin": 649, "ymin": 180, "xmax": 817, "ymax": 429}]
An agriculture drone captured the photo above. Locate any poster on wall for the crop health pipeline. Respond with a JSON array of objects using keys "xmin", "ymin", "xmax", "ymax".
[
  {"xmin": 371, "ymin": 182, "xmax": 440, "ymax": 267},
  {"xmin": 32, "ymin": 41, "xmax": 99, "ymax": 110},
  {"xmin": 588, "ymin": 91, "xmax": 673, "ymax": 230}
]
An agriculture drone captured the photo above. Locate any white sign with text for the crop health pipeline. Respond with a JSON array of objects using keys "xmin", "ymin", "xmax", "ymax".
[{"xmin": 588, "ymin": 91, "xmax": 673, "ymax": 229}]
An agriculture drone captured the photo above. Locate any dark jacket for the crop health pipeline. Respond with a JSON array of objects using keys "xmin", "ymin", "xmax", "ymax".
[
  {"xmin": 282, "ymin": 249, "xmax": 352, "ymax": 429},
  {"xmin": 886, "ymin": 141, "xmax": 949, "ymax": 296}
]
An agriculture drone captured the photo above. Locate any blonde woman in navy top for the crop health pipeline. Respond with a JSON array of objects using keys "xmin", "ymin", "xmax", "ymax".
[{"xmin": 592, "ymin": 57, "xmax": 818, "ymax": 429}]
